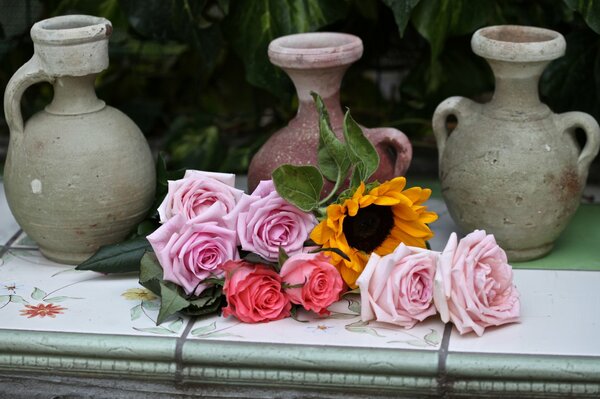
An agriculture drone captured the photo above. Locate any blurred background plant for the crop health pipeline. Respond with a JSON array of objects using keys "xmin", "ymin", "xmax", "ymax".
[{"xmin": 1, "ymin": 0, "xmax": 598, "ymax": 180}]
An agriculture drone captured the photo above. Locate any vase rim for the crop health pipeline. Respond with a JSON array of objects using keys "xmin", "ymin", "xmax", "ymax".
[
  {"xmin": 269, "ymin": 32, "xmax": 363, "ymax": 69},
  {"xmin": 31, "ymin": 15, "xmax": 112, "ymax": 46},
  {"xmin": 472, "ymin": 25, "xmax": 565, "ymax": 62}
]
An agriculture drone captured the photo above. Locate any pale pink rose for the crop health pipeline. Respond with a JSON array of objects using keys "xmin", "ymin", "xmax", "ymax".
[
  {"xmin": 356, "ymin": 244, "xmax": 438, "ymax": 328},
  {"xmin": 157, "ymin": 170, "xmax": 243, "ymax": 228},
  {"xmin": 433, "ymin": 231, "xmax": 520, "ymax": 336},
  {"xmin": 147, "ymin": 214, "xmax": 239, "ymax": 296},
  {"xmin": 279, "ymin": 252, "xmax": 344, "ymax": 315},
  {"xmin": 222, "ymin": 260, "xmax": 291, "ymax": 323},
  {"xmin": 235, "ymin": 180, "xmax": 317, "ymax": 261}
]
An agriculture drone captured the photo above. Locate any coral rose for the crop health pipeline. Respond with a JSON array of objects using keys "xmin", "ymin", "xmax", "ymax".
[
  {"xmin": 222, "ymin": 260, "xmax": 291, "ymax": 323},
  {"xmin": 356, "ymin": 244, "xmax": 438, "ymax": 328},
  {"xmin": 279, "ymin": 252, "xmax": 344, "ymax": 315},
  {"xmin": 433, "ymin": 231, "xmax": 520, "ymax": 336},
  {"xmin": 147, "ymin": 214, "xmax": 239, "ymax": 296},
  {"xmin": 235, "ymin": 180, "xmax": 316, "ymax": 261},
  {"xmin": 157, "ymin": 170, "xmax": 243, "ymax": 228}
]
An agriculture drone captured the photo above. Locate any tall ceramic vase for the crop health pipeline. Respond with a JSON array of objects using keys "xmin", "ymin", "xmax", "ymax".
[
  {"xmin": 3, "ymin": 15, "xmax": 156, "ymax": 264},
  {"xmin": 433, "ymin": 25, "xmax": 600, "ymax": 261},
  {"xmin": 247, "ymin": 32, "xmax": 412, "ymax": 193}
]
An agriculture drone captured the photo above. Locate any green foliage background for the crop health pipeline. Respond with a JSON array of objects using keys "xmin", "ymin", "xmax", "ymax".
[{"xmin": 1, "ymin": 0, "xmax": 599, "ymax": 176}]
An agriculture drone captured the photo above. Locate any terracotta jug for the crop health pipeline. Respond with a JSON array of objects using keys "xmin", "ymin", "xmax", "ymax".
[
  {"xmin": 433, "ymin": 25, "xmax": 600, "ymax": 261},
  {"xmin": 247, "ymin": 32, "xmax": 412, "ymax": 193},
  {"xmin": 3, "ymin": 15, "xmax": 156, "ymax": 264}
]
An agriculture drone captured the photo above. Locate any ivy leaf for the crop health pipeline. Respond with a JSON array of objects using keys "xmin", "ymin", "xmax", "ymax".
[
  {"xmin": 156, "ymin": 282, "xmax": 190, "ymax": 325},
  {"xmin": 31, "ymin": 287, "xmax": 46, "ymax": 301},
  {"xmin": 272, "ymin": 164, "xmax": 323, "ymax": 211},
  {"xmin": 76, "ymin": 237, "xmax": 151, "ymax": 273},
  {"xmin": 343, "ymin": 111, "xmax": 379, "ymax": 186},
  {"xmin": 139, "ymin": 252, "xmax": 164, "ymax": 297},
  {"xmin": 564, "ymin": 0, "xmax": 600, "ymax": 34},
  {"xmin": 223, "ymin": 0, "xmax": 348, "ymax": 98},
  {"xmin": 314, "ymin": 93, "xmax": 351, "ymax": 183},
  {"xmin": 381, "ymin": 0, "xmax": 422, "ymax": 36}
]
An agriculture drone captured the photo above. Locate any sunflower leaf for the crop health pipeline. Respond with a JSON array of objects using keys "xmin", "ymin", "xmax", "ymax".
[
  {"xmin": 343, "ymin": 110, "xmax": 379, "ymax": 186},
  {"xmin": 272, "ymin": 164, "xmax": 323, "ymax": 212},
  {"xmin": 313, "ymin": 93, "xmax": 351, "ymax": 183},
  {"xmin": 309, "ymin": 247, "xmax": 350, "ymax": 262}
]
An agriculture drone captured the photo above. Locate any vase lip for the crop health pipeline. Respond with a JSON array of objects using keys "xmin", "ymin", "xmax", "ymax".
[
  {"xmin": 31, "ymin": 15, "xmax": 112, "ymax": 46},
  {"xmin": 269, "ymin": 32, "xmax": 363, "ymax": 69},
  {"xmin": 472, "ymin": 25, "xmax": 566, "ymax": 62}
]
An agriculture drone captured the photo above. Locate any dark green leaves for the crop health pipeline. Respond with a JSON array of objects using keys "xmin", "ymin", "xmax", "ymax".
[
  {"xmin": 76, "ymin": 237, "xmax": 151, "ymax": 273},
  {"xmin": 381, "ymin": 0, "xmax": 422, "ymax": 36},
  {"xmin": 272, "ymin": 165, "xmax": 323, "ymax": 212},
  {"xmin": 272, "ymin": 93, "xmax": 380, "ymax": 212},
  {"xmin": 223, "ymin": 0, "xmax": 348, "ymax": 97},
  {"xmin": 564, "ymin": 0, "xmax": 600, "ymax": 34}
]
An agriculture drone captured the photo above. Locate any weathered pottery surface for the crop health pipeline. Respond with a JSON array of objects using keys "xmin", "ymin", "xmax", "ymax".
[
  {"xmin": 433, "ymin": 25, "xmax": 600, "ymax": 261},
  {"xmin": 3, "ymin": 15, "xmax": 155, "ymax": 264},
  {"xmin": 248, "ymin": 32, "xmax": 412, "ymax": 193}
]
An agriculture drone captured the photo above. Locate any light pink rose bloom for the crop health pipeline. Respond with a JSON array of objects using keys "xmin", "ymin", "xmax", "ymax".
[
  {"xmin": 222, "ymin": 260, "xmax": 291, "ymax": 323},
  {"xmin": 279, "ymin": 252, "xmax": 344, "ymax": 315},
  {"xmin": 235, "ymin": 180, "xmax": 317, "ymax": 261},
  {"xmin": 356, "ymin": 244, "xmax": 438, "ymax": 328},
  {"xmin": 147, "ymin": 214, "xmax": 239, "ymax": 296},
  {"xmin": 157, "ymin": 170, "xmax": 243, "ymax": 227},
  {"xmin": 433, "ymin": 231, "xmax": 520, "ymax": 336}
]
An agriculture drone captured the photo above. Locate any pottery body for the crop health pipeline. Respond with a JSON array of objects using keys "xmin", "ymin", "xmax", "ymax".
[
  {"xmin": 3, "ymin": 15, "xmax": 155, "ymax": 264},
  {"xmin": 247, "ymin": 32, "xmax": 412, "ymax": 193},
  {"xmin": 433, "ymin": 25, "xmax": 600, "ymax": 261}
]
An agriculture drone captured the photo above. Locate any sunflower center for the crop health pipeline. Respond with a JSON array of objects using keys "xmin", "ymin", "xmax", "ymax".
[{"xmin": 343, "ymin": 205, "xmax": 394, "ymax": 253}]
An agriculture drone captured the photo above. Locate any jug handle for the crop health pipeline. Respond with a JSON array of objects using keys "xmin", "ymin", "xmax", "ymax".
[
  {"xmin": 556, "ymin": 112, "xmax": 600, "ymax": 179},
  {"xmin": 432, "ymin": 96, "xmax": 478, "ymax": 165},
  {"xmin": 3, "ymin": 55, "xmax": 52, "ymax": 137}
]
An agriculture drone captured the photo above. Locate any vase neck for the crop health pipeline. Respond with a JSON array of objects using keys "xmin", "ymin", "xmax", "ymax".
[
  {"xmin": 285, "ymin": 66, "xmax": 347, "ymax": 127},
  {"xmin": 45, "ymin": 75, "xmax": 105, "ymax": 115},
  {"xmin": 487, "ymin": 60, "xmax": 548, "ymax": 111}
]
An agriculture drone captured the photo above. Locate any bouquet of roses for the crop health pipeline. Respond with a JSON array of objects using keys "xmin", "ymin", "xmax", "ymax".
[{"xmin": 78, "ymin": 93, "xmax": 520, "ymax": 335}]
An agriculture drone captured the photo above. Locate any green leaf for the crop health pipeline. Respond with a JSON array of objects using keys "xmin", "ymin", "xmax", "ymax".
[
  {"xmin": 277, "ymin": 247, "xmax": 289, "ymax": 271},
  {"xmin": 191, "ymin": 321, "xmax": 217, "ymax": 336},
  {"xmin": 185, "ymin": 286, "xmax": 223, "ymax": 316},
  {"xmin": 342, "ymin": 288, "xmax": 361, "ymax": 297},
  {"xmin": 76, "ymin": 237, "xmax": 151, "ymax": 273},
  {"xmin": 326, "ymin": 312, "xmax": 358, "ymax": 320},
  {"xmin": 223, "ymin": 0, "xmax": 349, "ymax": 97},
  {"xmin": 31, "ymin": 287, "xmax": 46, "ymax": 301},
  {"xmin": 141, "ymin": 300, "xmax": 161, "ymax": 310},
  {"xmin": 168, "ymin": 317, "xmax": 184, "ymax": 333},
  {"xmin": 314, "ymin": 93, "xmax": 351, "ymax": 183},
  {"xmin": 381, "ymin": 0, "xmax": 422, "ymax": 36},
  {"xmin": 309, "ymin": 247, "xmax": 350, "ymax": 262},
  {"xmin": 564, "ymin": 0, "xmax": 600, "ymax": 34},
  {"xmin": 272, "ymin": 164, "xmax": 323, "ymax": 212},
  {"xmin": 130, "ymin": 304, "xmax": 143, "ymax": 321},
  {"xmin": 344, "ymin": 320, "xmax": 384, "ymax": 337},
  {"xmin": 44, "ymin": 296, "xmax": 81, "ymax": 303},
  {"xmin": 343, "ymin": 111, "xmax": 379, "ymax": 185},
  {"xmin": 133, "ymin": 326, "xmax": 174, "ymax": 335},
  {"xmin": 347, "ymin": 298, "xmax": 361, "ymax": 315},
  {"xmin": 10, "ymin": 295, "xmax": 28, "ymax": 304},
  {"xmin": 139, "ymin": 252, "xmax": 164, "ymax": 297},
  {"xmin": 424, "ymin": 328, "xmax": 441, "ymax": 346},
  {"xmin": 156, "ymin": 282, "xmax": 191, "ymax": 325}
]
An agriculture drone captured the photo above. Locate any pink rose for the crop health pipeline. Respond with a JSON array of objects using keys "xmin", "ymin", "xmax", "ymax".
[
  {"xmin": 158, "ymin": 170, "xmax": 243, "ymax": 227},
  {"xmin": 222, "ymin": 260, "xmax": 291, "ymax": 323},
  {"xmin": 147, "ymin": 214, "xmax": 239, "ymax": 296},
  {"xmin": 279, "ymin": 252, "xmax": 344, "ymax": 315},
  {"xmin": 433, "ymin": 231, "xmax": 520, "ymax": 336},
  {"xmin": 356, "ymin": 244, "xmax": 438, "ymax": 328},
  {"xmin": 235, "ymin": 180, "xmax": 316, "ymax": 261}
]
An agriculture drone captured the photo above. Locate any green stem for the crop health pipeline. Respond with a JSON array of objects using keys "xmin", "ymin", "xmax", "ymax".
[{"xmin": 319, "ymin": 171, "xmax": 345, "ymax": 206}]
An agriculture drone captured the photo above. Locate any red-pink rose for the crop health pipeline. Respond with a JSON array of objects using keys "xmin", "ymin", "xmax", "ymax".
[
  {"xmin": 157, "ymin": 170, "xmax": 243, "ymax": 228},
  {"xmin": 235, "ymin": 180, "xmax": 316, "ymax": 262},
  {"xmin": 356, "ymin": 244, "xmax": 438, "ymax": 328},
  {"xmin": 147, "ymin": 214, "xmax": 238, "ymax": 296},
  {"xmin": 222, "ymin": 260, "xmax": 291, "ymax": 323},
  {"xmin": 433, "ymin": 231, "xmax": 520, "ymax": 336},
  {"xmin": 279, "ymin": 252, "xmax": 344, "ymax": 315}
]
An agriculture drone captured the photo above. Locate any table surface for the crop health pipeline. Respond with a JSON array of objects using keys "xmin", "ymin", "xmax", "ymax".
[{"xmin": 1, "ymin": 180, "xmax": 600, "ymax": 398}]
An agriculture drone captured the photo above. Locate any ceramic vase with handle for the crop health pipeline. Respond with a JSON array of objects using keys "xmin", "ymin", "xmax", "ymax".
[
  {"xmin": 247, "ymin": 32, "xmax": 412, "ymax": 193},
  {"xmin": 3, "ymin": 15, "xmax": 156, "ymax": 264},
  {"xmin": 433, "ymin": 25, "xmax": 600, "ymax": 261}
]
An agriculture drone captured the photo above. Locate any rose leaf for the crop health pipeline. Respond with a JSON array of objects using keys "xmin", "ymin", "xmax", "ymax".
[{"xmin": 156, "ymin": 282, "xmax": 190, "ymax": 325}]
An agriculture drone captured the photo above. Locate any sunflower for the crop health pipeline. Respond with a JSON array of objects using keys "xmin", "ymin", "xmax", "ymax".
[{"xmin": 310, "ymin": 177, "xmax": 438, "ymax": 288}]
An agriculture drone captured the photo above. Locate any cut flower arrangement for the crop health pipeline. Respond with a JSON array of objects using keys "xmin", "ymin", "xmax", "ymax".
[{"xmin": 78, "ymin": 94, "xmax": 520, "ymax": 336}]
